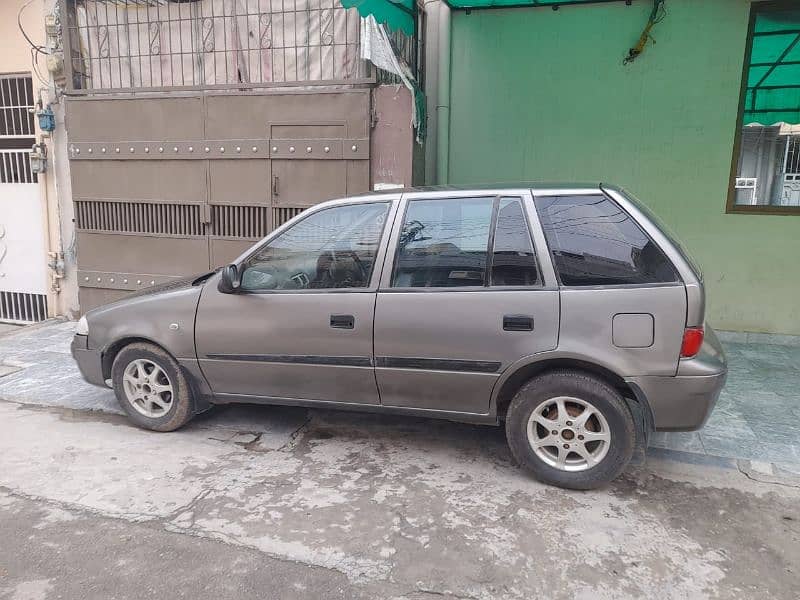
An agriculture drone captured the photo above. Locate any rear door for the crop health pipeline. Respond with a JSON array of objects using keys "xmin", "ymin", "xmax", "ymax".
[{"xmin": 373, "ymin": 190, "xmax": 560, "ymax": 414}]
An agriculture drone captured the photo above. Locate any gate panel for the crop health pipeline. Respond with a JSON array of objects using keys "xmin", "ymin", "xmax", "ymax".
[
  {"xmin": 68, "ymin": 90, "xmax": 371, "ymax": 311},
  {"xmin": 0, "ymin": 74, "xmax": 48, "ymax": 324}
]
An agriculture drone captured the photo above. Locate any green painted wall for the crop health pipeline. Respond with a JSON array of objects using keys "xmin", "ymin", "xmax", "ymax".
[{"xmin": 447, "ymin": 0, "xmax": 800, "ymax": 335}]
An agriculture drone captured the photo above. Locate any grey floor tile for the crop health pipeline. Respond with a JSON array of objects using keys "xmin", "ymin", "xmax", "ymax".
[{"xmin": 648, "ymin": 431, "xmax": 705, "ymax": 453}]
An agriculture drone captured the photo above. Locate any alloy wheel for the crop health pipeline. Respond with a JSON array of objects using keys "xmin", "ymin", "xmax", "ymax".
[
  {"xmin": 526, "ymin": 396, "xmax": 611, "ymax": 472},
  {"xmin": 122, "ymin": 358, "xmax": 174, "ymax": 418}
]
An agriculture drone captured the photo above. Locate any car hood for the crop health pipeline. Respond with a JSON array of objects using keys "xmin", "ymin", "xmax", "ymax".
[{"xmin": 122, "ymin": 270, "xmax": 217, "ymax": 301}]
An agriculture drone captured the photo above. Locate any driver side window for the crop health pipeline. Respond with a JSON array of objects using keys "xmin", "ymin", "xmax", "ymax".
[{"xmin": 240, "ymin": 202, "xmax": 390, "ymax": 291}]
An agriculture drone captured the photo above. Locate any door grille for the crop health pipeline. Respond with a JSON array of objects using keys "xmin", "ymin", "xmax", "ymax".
[
  {"xmin": 0, "ymin": 150, "xmax": 36, "ymax": 183},
  {"xmin": 0, "ymin": 291, "xmax": 47, "ymax": 323},
  {"xmin": 211, "ymin": 205, "xmax": 270, "ymax": 239},
  {"xmin": 272, "ymin": 206, "xmax": 306, "ymax": 228},
  {"xmin": 0, "ymin": 75, "xmax": 35, "ymax": 137},
  {"xmin": 75, "ymin": 201, "xmax": 203, "ymax": 236}
]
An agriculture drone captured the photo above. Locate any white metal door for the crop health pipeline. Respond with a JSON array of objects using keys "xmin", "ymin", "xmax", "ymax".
[{"xmin": 0, "ymin": 75, "xmax": 48, "ymax": 323}]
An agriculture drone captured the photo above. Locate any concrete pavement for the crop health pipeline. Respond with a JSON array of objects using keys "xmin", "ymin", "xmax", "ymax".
[
  {"xmin": 0, "ymin": 321, "xmax": 799, "ymax": 598},
  {"xmin": 1, "ymin": 395, "xmax": 799, "ymax": 598}
]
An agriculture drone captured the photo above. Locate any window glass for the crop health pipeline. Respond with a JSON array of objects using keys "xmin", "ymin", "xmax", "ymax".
[
  {"xmin": 392, "ymin": 197, "xmax": 494, "ymax": 287},
  {"xmin": 733, "ymin": 7, "xmax": 800, "ymax": 207},
  {"xmin": 241, "ymin": 202, "xmax": 389, "ymax": 291},
  {"xmin": 491, "ymin": 198, "xmax": 539, "ymax": 286},
  {"xmin": 535, "ymin": 195, "xmax": 678, "ymax": 286}
]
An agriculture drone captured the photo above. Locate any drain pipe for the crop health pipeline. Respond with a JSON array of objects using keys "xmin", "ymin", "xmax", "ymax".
[{"xmin": 435, "ymin": 1, "xmax": 451, "ymax": 185}]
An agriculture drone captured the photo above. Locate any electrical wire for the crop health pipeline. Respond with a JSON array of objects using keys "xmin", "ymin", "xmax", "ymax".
[
  {"xmin": 19, "ymin": 0, "xmax": 49, "ymax": 55},
  {"xmin": 623, "ymin": 0, "xmax": 667, "ymax": 65}
]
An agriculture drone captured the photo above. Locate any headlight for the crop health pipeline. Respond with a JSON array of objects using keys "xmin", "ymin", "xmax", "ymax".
[{"xmin": 76, "ymin": 315, "xmax": 89, "ymax": 336}]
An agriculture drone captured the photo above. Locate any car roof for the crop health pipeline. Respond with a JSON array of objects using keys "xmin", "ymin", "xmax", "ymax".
[{"xmin": 351, "ymin": 182, "xmax": 609, "ymax": 198}]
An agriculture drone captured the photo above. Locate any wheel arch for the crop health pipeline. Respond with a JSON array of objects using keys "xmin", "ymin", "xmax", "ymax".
[
  {"xmin": 102, "ymin": 336, "xmax": 212, "ymax": 414},
  {"xmin": 101, "ymin": 336, "xmax": 170, "ymax": 380},
  {"xmin": 492, "ymin": 355, "xmax": 653, "ymax": 435}
]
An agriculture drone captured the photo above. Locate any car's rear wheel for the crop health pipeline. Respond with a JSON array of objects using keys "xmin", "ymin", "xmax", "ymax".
[
  {"xmin": 505, "ymin": 370, "xmax": 635, "ymax": 490},
  {"xmin": 111, "ymin": 342, "xmax": 194, "ymax": 432}
]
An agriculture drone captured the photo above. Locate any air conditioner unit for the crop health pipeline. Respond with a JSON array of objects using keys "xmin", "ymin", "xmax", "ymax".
[{"xmin": 735, "ymin": 177, "xmax": 757, "ymax": 204}]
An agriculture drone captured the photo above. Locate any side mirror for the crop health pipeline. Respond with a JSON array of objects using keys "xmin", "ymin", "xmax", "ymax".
[{"xmin": 218, "ymin": 263, "xmax": 242, "ymax": 294}]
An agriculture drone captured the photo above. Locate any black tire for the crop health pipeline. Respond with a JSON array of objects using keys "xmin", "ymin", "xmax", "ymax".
[
  {"xmin": 505, "ymin": 370, "xmax": 635, "ymax": 490},
  {"xmin": 111, "ymin": 342, "xmax": 195, "ymax": 432}
]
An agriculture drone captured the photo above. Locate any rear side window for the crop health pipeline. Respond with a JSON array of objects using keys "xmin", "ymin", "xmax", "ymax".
[{"xmin": 534, "ymin": 195, "xmax": 678, "ymax": 286}]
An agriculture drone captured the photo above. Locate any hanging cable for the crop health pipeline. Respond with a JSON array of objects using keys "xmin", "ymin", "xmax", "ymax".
[
  {"xmin": 19, "ymin": 0, "xmax": 49, "ymax": 55},
  {"xmin": 623, "ymin": 0, "xmax": 666, "ymax": 65}
]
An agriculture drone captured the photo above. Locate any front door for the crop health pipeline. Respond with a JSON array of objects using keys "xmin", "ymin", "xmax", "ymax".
[
  {"xmin": 373, "ymin": 192, "xmax": 560, "ymax": 414},
  {"xmin": 195, "ymin": 198, "xmax": 396, "ymax": 404}
]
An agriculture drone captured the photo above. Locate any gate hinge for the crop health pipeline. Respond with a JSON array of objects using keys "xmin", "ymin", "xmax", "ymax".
[{"xmin": 201, "ymin": 204, "xmax": 213, "ymax": 224}]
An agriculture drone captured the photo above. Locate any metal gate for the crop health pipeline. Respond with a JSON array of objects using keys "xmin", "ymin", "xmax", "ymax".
[
  {"xmin": 0, "ymin": 74, "xmax": 49, "ymax": 323},
  {"xmin": 67, "ymin": 90, "xmax": 371, "ymax": 310},
  {"xmin": 60, "ymin": 0, "xmax": 381, "ymax": 311}
]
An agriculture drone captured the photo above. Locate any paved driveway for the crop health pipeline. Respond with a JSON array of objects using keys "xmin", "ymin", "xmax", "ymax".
[{"xmin": 0, "ymin": 321, "xmax": 798, "ymax": 599}]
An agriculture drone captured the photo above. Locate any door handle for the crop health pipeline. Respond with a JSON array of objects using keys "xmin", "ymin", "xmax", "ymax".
[
  {"xmin": 330, "ymin": 314, "xmax": 355, "ymax": 329},
  {"xmin": 503, "ymin": 315, "xmax": 533, "ymax": 331}
]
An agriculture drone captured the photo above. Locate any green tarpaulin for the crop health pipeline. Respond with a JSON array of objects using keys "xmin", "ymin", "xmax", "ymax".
[
  {"xmin": 444, "ymin": 0, "xmax": 622, "ymax": 8},
  {"xmin": 340, "ymin": 0, "xmax": 415, "ymax": 35},
  {"xmin": 745, "ymin": 9, "xmax": 800, "ymax": 125}
]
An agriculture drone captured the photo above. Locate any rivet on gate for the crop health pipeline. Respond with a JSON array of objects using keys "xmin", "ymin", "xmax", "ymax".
[
  {"xmin": 306, "ymin": 146, "xmax": 312, "ymax": 153},
  {"xmin": 101, "ymin": 147, "xmax": 107, "ymax": 153},
  {"xmin": 110, "ymin": 278, "xmax": 114, "ymax": 283},
  {"xmin": 150, "ymin": 280, "xmax": 155, "ymax": 285},
  {"xmin": 272, "ymin": 146, "xmax": 278, "ymax": 152},
  {"xmin": 324, "ymin": 146, "xmax": 330, "ymax": 153},
  {"xmin": 220, "ymin": 147, "xmax": 225, "ymax": 153},
  {"xmin": 351, "ymin": 144, "xmax": 358, "ymax": 152},
  {"xmin": 144, "ymin": 147, "xmax": 150, "ymax": 153},
  {"xmin": 130, "ymin": 147, "xmax": 135, "ymax": 153},
  {"xmin": 123, "ymin": 279, "xmax": 128, "ymax": 284},
  {"xmin": 188, "ymin": 146, "xmax": 194, "ymax": 152},
  {"xmin": 87, "ymin": 148, "xmax": 92, "ymax": 154},
  {"xmin": 115, "ymin": 147, "xmax": 120, "ymax": 153},
  {"xmin": 173, "ymin": 147, "xmax": 179, "ymax": 152},
  {"xmin": 96, "ymin": 277, "xmax": 101, "ymax": 282},
  {"xmin": 84, "ymin": 276, "xmax": 89, "ymax": 281},
  {"xmin": 252, "ymin": 146, "xmax": 258, "ymax": 152},
  {"xmin": 236, "ymin": 146, "xmax": 241, "ymax": 153},
  {"xmin": 204, "ymin": 147, "xmax": 210, "ymax": 153},
  {"xmin": 158, "ymin": 147, "xmax": 164, "ymax": 153},
  {"xmin": 137, "ymin": 280, "xmax": 142, "ymax": 285},
  {"xmin": 289, "ymin": 146, "xmax": 295, "ymax": 153},
  {"xmin": 169, "ymin": 323, "xmax": 180, "ymax": 331},
  {"xmin": 75, "ymin": 148, "xmax": 80, "ymax": 154}
]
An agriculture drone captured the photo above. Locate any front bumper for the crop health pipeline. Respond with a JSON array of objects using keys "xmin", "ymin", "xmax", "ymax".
[
  {"xmin": 627, "ymin": 325, "xmax": 728, "ymax": 431},
  {"xmin": 70, "ymin": 334, "xmax": 106, "ymax": 387}
]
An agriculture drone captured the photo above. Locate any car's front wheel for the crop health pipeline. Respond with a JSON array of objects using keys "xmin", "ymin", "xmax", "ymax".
[
  {"xmin": 505, "ymin": 370, "xmax": 635, "ymax": 490},
  {"xmin": 111, "ymin": 342, "xmax": 194, "ymax": 432}
]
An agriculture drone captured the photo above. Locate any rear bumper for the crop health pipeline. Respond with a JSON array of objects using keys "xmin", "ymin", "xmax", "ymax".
[
  {"xmin": 70, "ymin": 334, "xmax": 106, "ymax": 387},
  {"xmin": 627, "ymin": 370, "xmax": 727, "ymax": 431},
  {"xmin": 627, "ymin": 325, "xmax": 728, "ymax": 431}
]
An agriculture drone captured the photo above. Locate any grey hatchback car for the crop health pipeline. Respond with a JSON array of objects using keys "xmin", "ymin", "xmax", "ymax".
[{"xmin": 72, "ymin": 184, "xmax": 726, "ymax": 489}]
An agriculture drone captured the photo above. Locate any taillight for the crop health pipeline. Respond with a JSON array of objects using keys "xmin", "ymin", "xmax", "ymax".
[{"xmin": 681, "ymin": 327, "xmax": 704, "ymax": 358}]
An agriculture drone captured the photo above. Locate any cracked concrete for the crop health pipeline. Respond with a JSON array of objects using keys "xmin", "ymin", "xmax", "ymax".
[
  {"xmin": 1, "ymin": 320, "xmax": 799, "ymax": 598},
  {"xmin": 0, "ymin": 399, "xmax": 798, "ymax": 599}
]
